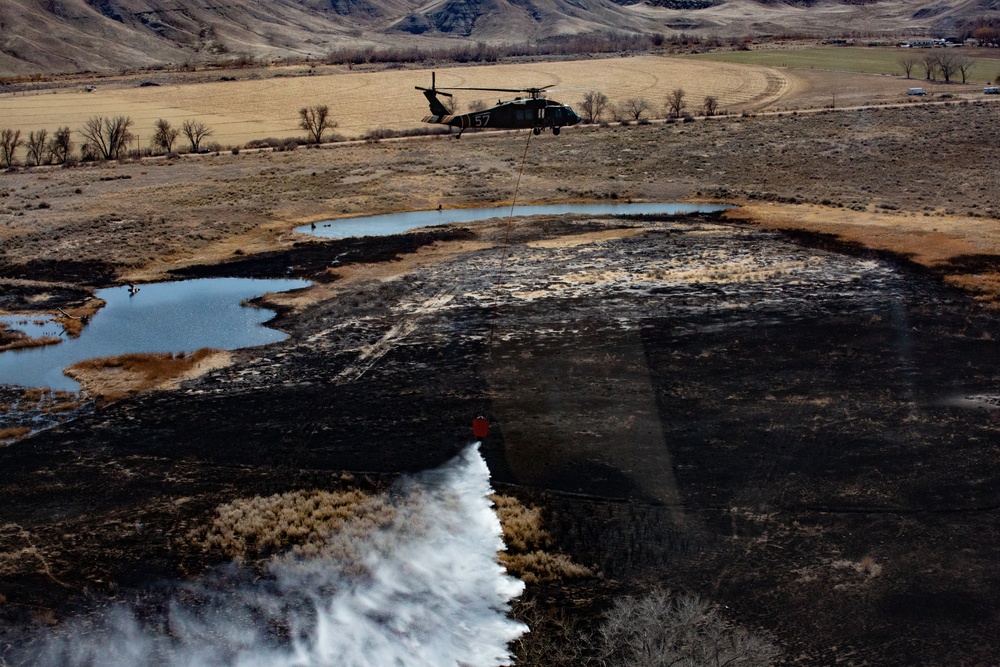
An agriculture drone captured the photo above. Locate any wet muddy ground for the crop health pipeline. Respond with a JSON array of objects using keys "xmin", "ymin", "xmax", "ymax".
[{"xmin": 2, "ymin": 212, "xmax": 1000, "ymax": 664}]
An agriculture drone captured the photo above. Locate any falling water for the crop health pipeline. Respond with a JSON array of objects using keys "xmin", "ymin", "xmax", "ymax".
[{"xmin": 24, "ymin": 444, "xmax": 526, "ymax": 667}]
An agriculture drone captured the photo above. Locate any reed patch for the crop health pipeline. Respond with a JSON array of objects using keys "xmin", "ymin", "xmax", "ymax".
[
  {"xmin": 65, "ymin": 348, "xmax": 227, "ymax": 401},
  {"xmin": 191, "ymin": 487, "xmax": 590, "ymax": 583},
  {"xmin": 0, "ymin": 325, "xmax": 60, "ymax": 352},
  {"xmin": 492, "ymin": 493, "xmax": 592, "ymax": 584},
  {"xmin": 54, "ymin": 299, "xmax": 105, "ymax": 338},
  {"xmin": 190, "ymin": 488, "xmax": 393, "ymax": 562},
  {"xmin": 0, "ymin": 426, "xmax": 31, "ymax": 443}
]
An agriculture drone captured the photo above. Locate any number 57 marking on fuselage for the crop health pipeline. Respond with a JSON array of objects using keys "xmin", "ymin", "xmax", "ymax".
[{"xmin": 416, "ymin": 72, "xmax": 580, "ymax": 138}]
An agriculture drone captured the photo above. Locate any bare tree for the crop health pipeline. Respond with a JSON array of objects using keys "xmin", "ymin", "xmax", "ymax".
[
  {"xmin": 579, "ymin": 91, "xmax": 610, "ymax": 123},
  {"xmin": 443, "ymin": 95, "xmax": 458, "ymax": 115},
  {"xmin": 468, "ymin": 99, "xmax": 489, "ymax": 112},
  {"xmin": 973, "ymin": 25, "xmax": 1000, "ymax": 47},
  {"xmin": 47, "ymin": 127, "xmax": 72, "ymax": 164},
  {"xmin": 0, "ymin": 129, "xmax": 22, "ymax": 167},
  {"xmin": 595, "ymin": 589, "xmax": 780, "ymax": 667},
  {"xmin": 623, "ymin": 97, "xmax": 652, "ymax": 121},
  {"xmin": 25, "ymin": 129, "xmax": 48, "ymax": 166},
  {"xmin": 182, "ymin": 120, "xmax": 214, "ymax": 152},
  {"xmin": 80, "ymin": 116, "xmax": 133, "ymax": 160},
  {"xmin": 935, "ymin": 51, "xmax": 959, "ymax": 83},
  {"xmin": 955, "ymin": 55, "xmax": 975, "ymax": 83},
  {"xmin": 921, "ymin": 53, "xmax": 938, "ymax": 81},
  {"xmin": 610, "ymin": 101, "xmax": 629, "ymax": 122},
  {"xmin": 105, "ymin": 116, "xmax": 135, "ymax": 158},
  {"xmin": 899, "ymin": 54, "xmax": 919, "ymax": 79},
  {"xmin": 152, "ymin": 119, "xmax": 180, "ymax": 153},
  {"xmin": 666, "ymin": 88, "xmax": 686, "ymax": 118},
  {"xmin": 298, "ymin": 105, "xmax": 336, "ymax": 144},
  {"xmin": 703, "ymin": 95, "xmax": 719, "ymax": 117}
]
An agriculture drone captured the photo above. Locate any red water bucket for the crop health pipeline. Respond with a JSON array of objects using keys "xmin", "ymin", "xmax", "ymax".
[{"xmin": 472, "ymin": 416, "xmax": 490, "ymax": 439}]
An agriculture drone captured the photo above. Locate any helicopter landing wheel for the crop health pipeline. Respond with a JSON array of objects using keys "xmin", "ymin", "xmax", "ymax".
[
  {"xmin": 532, "ymin": 127, "xmax": 541, "ymax": 136},
  {"xmin": 552, "ymin": 126, "xmax": 561, "ymax": 136}
]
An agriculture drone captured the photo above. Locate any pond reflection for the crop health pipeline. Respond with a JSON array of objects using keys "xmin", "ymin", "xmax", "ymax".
[
  {"xmin": 0, "ymin": 278, "xmax": 309, "ymax": 391},
  {"xmin": 296, "ymin": 202, "xmax": 730, "ymax": 239}
]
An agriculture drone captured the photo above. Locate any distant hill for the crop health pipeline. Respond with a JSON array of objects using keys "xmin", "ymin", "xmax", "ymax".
[{"xmin": 0, "ymin": 0, "xmax": 997, "ymax": 75}]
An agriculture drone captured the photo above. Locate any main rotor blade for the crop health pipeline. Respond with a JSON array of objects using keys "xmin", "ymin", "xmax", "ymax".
[
  {"xmin": 415, "ymin": 86, "xmax": 453, "ymax": 97},
  {"xmin": 437, "ymin": 85, "xmax": 555, "ymax": 93}
]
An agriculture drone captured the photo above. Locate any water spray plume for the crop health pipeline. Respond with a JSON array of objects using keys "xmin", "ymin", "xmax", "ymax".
[{"xmin": 25, "ymin": 445, "xmax": 526, "ymax": 667}]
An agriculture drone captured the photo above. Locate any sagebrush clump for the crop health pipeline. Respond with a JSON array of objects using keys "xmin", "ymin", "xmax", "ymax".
[
  {"xmin": 193, "ymin": 488, "xmax": 393, "ymax": 561},
  {"xmin": 491, "ymin": 493, "xmax": 591, "ymax": 584},
  {"xmin": 193, "ymin": 488, "xmax": 591, "ymax": 584}
]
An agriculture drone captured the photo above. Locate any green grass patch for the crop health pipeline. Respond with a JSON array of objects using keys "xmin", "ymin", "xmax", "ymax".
[{"xmin": 686, "ymin": 47, "xmax": 1000, "ymax": 83}]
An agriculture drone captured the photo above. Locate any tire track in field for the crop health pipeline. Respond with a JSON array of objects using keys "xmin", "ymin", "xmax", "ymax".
[
  {"xmin": 333, "ymin": 291, "xmax": 456, "ymax": 384},
  {"xmin": 738, "ymin": 67, "xmax": 792, "ymax": 110}
]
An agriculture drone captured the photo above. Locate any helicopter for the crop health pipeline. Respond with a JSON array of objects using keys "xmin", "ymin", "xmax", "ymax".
[{"xmin": 416, "ymin": 72, "xmax": 581, "ymax": 138}]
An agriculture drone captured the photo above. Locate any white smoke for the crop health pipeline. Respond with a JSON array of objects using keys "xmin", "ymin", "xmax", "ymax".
[{"xmin": 27, "ymin": 444, "xmax": 526, "ymax": 667}]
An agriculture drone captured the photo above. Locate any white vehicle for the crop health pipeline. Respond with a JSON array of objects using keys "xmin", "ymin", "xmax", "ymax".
[
  {"xmin": 907, "ymin": 87, "xmax": 928, "ymax": 96},
  {"xmin": 984, "ymin": 86, "xmax": 1000, "ymax": 95}
]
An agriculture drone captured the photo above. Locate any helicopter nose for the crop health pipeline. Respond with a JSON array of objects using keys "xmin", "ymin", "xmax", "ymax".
[{"xmin": 568, "ymin": 110, "xmax": 581, "ymax": 125}]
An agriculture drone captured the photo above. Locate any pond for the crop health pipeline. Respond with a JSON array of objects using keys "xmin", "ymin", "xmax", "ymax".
[
  {"xmin": 0, "ymin": 278, "xmax": 309, "ymax": 391},
  {"xmin": 295, "ymin": 202, "xmax": 730, "ymax": 239}
]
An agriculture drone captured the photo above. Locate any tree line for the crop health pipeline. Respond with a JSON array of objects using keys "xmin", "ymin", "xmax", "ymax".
[
  {"xmin": 574, "ymin": 88, "xmax": 719, "ymax": 124},
  {"xmin": 0, "ymin": 106, "xmax": 337, "ymax": 168},
  {"xmin": 325, "ymin": 31, "xmax": 746, "ymax": 67},
  {"xmin": 898, "ymin": 51, "xmax": 980, "ymax": 84},
  {"xmin": 0, "ymin": 91, "xmax": 712, "ymax": 169},
  {"xmin": 0, "ymin": 117, "xmax": 215, "ymax": 167}
]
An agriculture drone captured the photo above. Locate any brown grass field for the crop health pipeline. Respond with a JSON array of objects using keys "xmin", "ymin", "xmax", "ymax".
[
  {"xmin": 0, "ymin": 55, "xmax": 944, "ymax": 149},
  {"xmin": 64, "ymin": 348, "xmax": 230, "ymax": 401}
]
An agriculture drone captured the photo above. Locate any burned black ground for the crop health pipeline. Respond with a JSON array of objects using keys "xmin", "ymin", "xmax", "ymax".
[{"xmin": 1, "ymin": 213, "xmax": 999, "ymax": 665}]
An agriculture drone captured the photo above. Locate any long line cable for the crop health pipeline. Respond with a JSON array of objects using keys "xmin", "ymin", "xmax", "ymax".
[{"xmin": 486, "ymin": 130, "xmax": 533, "ymax": 358}]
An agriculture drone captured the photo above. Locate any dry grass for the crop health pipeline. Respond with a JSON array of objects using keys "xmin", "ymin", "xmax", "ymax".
[
  {"xmin": 0, "ymin": 426, "xmax": 31, "ymax": 443},
  {"xmin": 192, "ymin": 488, "xmax": 590, "ymax": 583},
  {"xmin": 501, "ymin": 551, "xmax": 592, "ymax": 585},
  {"xmin": 20, "ymin": 388, "xmax": 48, "ymax": 401},
  {"xmin": 0, "ymin": 325, "xmax": 60, "ymax": 352},
  {"xmin": 726, "ymin": 203, "xmax": 1000, "ymax": 307},
  {"xmin": 54, "ymin": 298, "xmax": 105, "ymax": 338},
  {"xmin": 192, "ymin": 488, "xmax": 392, "ymax": 561},
  {"xmin": 945, "ymin": 274, "xmax": 1000, "ymax": 308},
  {"xmin": 492, "ymin": 493, "xmax": 592, "ymax": 584},
  {"xmin": 492, "ymin": 493, "xmax": 551, "ymax": 552},
  {"xmin": 527, "ymin": 228, "xmax": 646, "ymax": 249},
  {"xmin": 64, "ymin": 348, "xmax": 228, "ymax": 401},
  {"xmin": 0, "ymin": 57, "xmax": 788, "ymax": 146},
  {"xmin": 1, "ymin": 53, "xmax": 947, "ymax": 154}
]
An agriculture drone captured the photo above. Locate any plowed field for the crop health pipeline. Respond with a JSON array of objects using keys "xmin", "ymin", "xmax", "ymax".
[{"xmin": 0, "ymin": 56, "xmax": 792, "ymax": 146}]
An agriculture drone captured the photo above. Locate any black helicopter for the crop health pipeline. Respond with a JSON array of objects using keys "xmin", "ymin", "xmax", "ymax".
[{"xmin": 416, "ymin": 72, "xmax": 581, "ymax": 137}]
